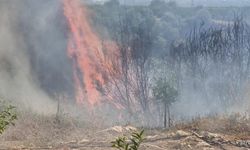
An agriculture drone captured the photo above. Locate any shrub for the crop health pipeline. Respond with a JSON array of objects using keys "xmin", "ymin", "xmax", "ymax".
[
  {"xmin": 0, "ymin": 105, "xmax": 17, "ymax": 134},
  {"xmin": 111, "ymin": 130, "xmax": 145, "ymax": 150}
]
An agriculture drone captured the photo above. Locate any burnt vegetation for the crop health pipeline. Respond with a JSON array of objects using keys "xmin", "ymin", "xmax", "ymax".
[
  {"xmin": 1, "ymin": 0, "xmax": 250, "ymax": 136},
  {"xmin": 91, "ymin": 0, "xmax": 250, "ymax": 127},
  {"xmin": 3, "ymin": 0, "xmax": 250, "ymax": 149}
]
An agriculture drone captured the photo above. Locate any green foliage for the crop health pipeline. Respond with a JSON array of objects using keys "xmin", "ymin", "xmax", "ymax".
[
  {"xmin": 111, "ymin": 130, "xmax": 145, "ymax": 150},
  {"xmin": 153, "ymin": 78, "xmax": 178, "ymax": 105},
  {"xmin": 0, "ymin": 105, "xmax": 17, "ymax": 134}
]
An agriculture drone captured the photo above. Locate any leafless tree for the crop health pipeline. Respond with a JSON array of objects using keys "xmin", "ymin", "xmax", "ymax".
[
  {"xmin": 102, "ymin": 8, "xmax": 155, "ymax": 122},
  {"xmin": 169, "ymin": 15, "xmax": 250, "ymax": 110}
]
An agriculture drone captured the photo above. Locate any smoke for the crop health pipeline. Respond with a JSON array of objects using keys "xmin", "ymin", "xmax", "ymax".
[
  {"xmin": 0, "ymin": 0, "xmax": 119, "ymax": 116},
  {"xmin": 0, "ymin": 0, "xmax": 74, "ymax": 114},
  {"xmin": 1, "ymin": 0, "xmax": 250, "ymax": 126},
  {"xmin": 17, "ymin": 0, "xmax": 74, "ymax": 98}
]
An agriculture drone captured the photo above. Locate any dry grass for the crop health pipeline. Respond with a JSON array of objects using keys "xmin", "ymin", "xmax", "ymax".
[
  {"xmin": 2, "ymin": 107, "xmax": 250, "ymax": 149},
  {"xmin": 174, "ymin": 113, "xmax": 250, "ymax": 140},
  {"xmin": 0, "ymin": 109, "xmax": 106, "ymax": 147}
]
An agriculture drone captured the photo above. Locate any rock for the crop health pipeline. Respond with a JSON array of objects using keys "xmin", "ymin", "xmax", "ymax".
[
  {"xmin": 111, "ymin": 126, "xmax": 124, "ymax": 133},
  {"xmin": 175, "ymin": 130, "xmax": 191, "ymax": 138},
  {"xmin": 124, "ymin": 125, "xmax": 137, "ymax": 131},
  {"xmin": 235, "ymin": 140, "xmax": 250, "ymax": 148},
  {"xmin": 79, "ymin": 139, "xmax": 90, "ymax": 144},
  {"xmin": 201, "ymin": 131, "xmax": 220, "ymax": 139},
  {"xmin": 104, "ymin": 125, "xmax": 137, "ymax": 134},
  {"xmin": 196, "ymin": 141, "xmax": 211, "ymax": 147},
  {"xmin": 146, "ymin": 135, "xmax": 158, "ymax": 140},
  {"xmin": 187, "ymin": 144, "xmax": 192, "ymax": 149},
  {"xmin": 68, "ymin": 140, "xmax": 77, "ymax": 144}
]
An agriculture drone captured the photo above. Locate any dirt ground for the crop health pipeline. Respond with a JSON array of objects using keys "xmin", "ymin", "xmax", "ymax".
[
  {"xmin": 1, "ymin": 126, "xmax": 250, "ymax": 150},
  {"xmin": 53, "ymin": 128, "xmax": 250, "ymax": 150},
  {"xmin": 1, "ymin": 114, "xmax": 250, "ymax": 150}
]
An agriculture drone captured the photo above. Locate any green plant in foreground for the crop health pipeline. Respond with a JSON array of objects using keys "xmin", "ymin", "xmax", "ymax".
[
  {"xmin": 111, "ymin": 130, "xmax": 145, "ymax": 150},
  {"xmin": 0, "ymin": 105, "xmax": 17, "ymax": 134}
]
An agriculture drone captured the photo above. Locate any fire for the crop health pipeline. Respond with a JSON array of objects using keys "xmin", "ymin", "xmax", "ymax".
[
  {"xmin": 63, "ymin": 0, "xmax": 105, "ymax": 105},
  {"xmin": 63, "ymin": 0, "xmax": 119, "ymax": 106}
]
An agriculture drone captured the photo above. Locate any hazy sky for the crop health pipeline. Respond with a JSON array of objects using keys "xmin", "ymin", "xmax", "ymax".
[{"xmin": 91, "ymin": 0, "xmax": 250, "ymax": 6}]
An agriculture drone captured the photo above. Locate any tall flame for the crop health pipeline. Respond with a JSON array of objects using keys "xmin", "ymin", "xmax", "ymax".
[{"xmin": 63, "ymin": 0, "xmax": 105, "ymax": 105}]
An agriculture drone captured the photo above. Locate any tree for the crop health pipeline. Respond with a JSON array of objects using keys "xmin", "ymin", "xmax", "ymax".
[
  {"xmin": 153, "ymin": 78, "xmax": 178, "ymax": 128},
  {"xmin": 149, "ymin": 0, "xmax": 167, "ymax": 17},
  {"xmin": 103, "ymin": 7, "xmax": 156, "ymax": 123},
  {"xmin": 130, "ymin": 8, "xmax": 155, "ymax": 116},
  {"xmin": 170, "ymin": 15, "xmax": 250, "ymax": 110},
  {"xmin": 167, "ymin": 1, "xmax": 177, "ymax": 8},
  {"xmin": 104, "ymin": 0, "xmax": 120, "ymax": 7}
]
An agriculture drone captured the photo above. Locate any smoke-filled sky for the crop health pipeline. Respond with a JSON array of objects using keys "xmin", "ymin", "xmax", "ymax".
[{"xmin": 91, "ymin": 0, "xmax": 250, "ymax": 6}]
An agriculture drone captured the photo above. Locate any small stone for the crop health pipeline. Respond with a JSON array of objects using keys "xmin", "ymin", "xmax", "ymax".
[
  {"xmin": 125, "ymin": 126, "xmax": 137, "ymax": 131},
  {"xmin": 79, "ymin": 139, "xmax": 89, "ymax": 144},
  {"xmin": 175, "ymin": 130, "xmax": 191, "ymax": 138},
  {"xmin": 110, "ymin": 126, "xmax": 123, "ymax": 133},
  {"xmin": 146, "ymin": 135, "xmax": 158, "ymax": 140}
]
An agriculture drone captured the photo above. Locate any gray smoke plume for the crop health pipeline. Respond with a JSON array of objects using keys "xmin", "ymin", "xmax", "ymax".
[{"xmin": 0, "ymin": 0, "xmax": 74, "ymax": 114}]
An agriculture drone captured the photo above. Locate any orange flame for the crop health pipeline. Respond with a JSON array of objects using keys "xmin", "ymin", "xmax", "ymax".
[
  {"xmin": 63, "ymin": 0, "xmax": 120, "ymax": 107},
  {"xmin": 63, "ymin": 0, "xmax": 105, "ymax": 105}
]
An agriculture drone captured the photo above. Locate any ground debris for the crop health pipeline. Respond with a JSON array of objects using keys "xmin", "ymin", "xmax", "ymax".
[
  {"xmin": 191, "ymin": 130, "xmax": 250, "ymax": 149},
  {"xmin": 1, "ymin": 126, "xmax": 250, "ymax": 150}
]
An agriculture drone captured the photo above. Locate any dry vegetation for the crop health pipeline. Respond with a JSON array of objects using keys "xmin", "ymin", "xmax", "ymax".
[
  {"xmin": 0, "ymin": 110, "xmax": 105, "ymax": 148},
  {"xmin": 1, "ymin": 112, "xmax": 250, "ymax": 149},
  {"xmin": 174, "ymin": 114, "xmax": 250, "ymax": 140}
]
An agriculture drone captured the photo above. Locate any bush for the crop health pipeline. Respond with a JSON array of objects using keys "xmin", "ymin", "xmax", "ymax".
[
  {"xmin": 111, "ymin": 130, "xmax": 145, "ymax": 150},
  {"xmin": 0, "ymin": 105, "xmax": 17, "ymax": 134}
]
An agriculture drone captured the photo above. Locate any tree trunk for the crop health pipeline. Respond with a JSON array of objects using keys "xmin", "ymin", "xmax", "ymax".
[
  {"xmin": 164, "ymin": 103, "xmax": 167, "ymax": 128},
  {"xmin": 163, "ymin": 103, "xmax": 171, "ymax": 128},
  {"xmin": 167, "ymin": 104, "xmax": 171, "ymax": 128}
]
